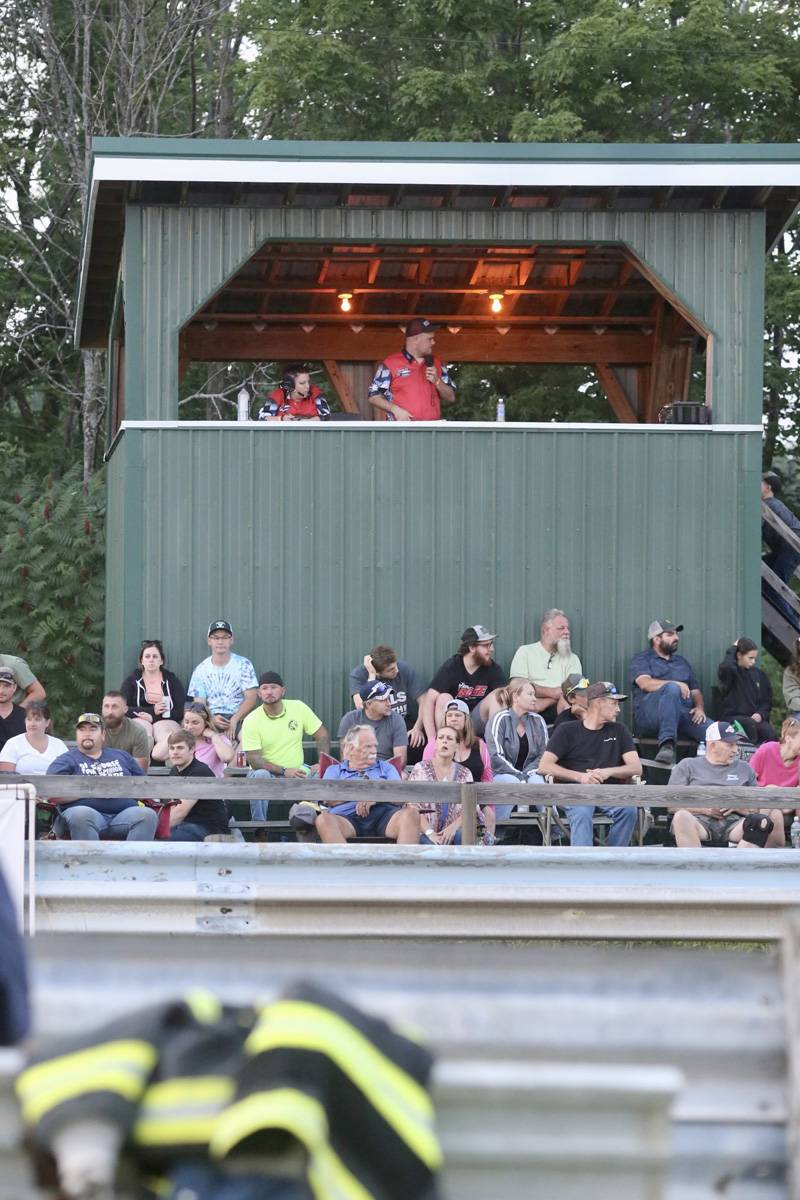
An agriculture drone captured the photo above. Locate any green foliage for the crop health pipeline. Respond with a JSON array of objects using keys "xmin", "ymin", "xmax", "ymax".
[
  {"xmin": 761, "ymin": 649, "xmax": 788, "ymax": 730},
  {"xmin": 0, "ymin": 465, "xmax": 105, "ymax": 735}
]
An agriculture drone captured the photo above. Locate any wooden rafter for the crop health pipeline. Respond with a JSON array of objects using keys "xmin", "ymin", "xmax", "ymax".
[{"xmin": 595, "ymin": 363, "xmax": 639, "ymax": 423}]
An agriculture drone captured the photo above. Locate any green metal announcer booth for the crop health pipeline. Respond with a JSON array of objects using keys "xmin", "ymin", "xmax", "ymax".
[{"xmin": 79, "ymin": 139, "xmax": 800, "ymax": 729}]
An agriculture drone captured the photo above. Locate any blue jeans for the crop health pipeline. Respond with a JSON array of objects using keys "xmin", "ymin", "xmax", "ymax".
[
  {"xmin": 248, "ymin": 767, "xmax": 311, "ymax": 820},
  {"xmin": 169, "ymin": 821, "xmax": 209, "ymax": 842},
  {"xmin": 634, "ymin": 684, "xmax": 710, "ymax": 745},
  {"xmin": 565, "ymin": 804, "xmax": 637, "ymax": 847},
  {"xmin": 492, "ymin": 772, "xmax": 544, "ymax": 820},
  {"xmin": 55, "ymin": 804, "xmax": 157, "ymax": 841},
  {"xmin": 248, "ymin": 768, "xmax": 281, "ymax": 821},
  {"xmin": 166, "ymin": 1160, "xmax": 311, "ymax": 1199}
]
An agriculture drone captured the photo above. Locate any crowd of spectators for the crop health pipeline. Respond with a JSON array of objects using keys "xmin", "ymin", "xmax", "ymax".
[{"xmin": 1, "ymin": 607, "xmax": 799, "ymax": 850}]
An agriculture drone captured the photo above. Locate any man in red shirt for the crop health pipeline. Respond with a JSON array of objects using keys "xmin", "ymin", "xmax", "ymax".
[
  {"xmin": 257, "ymin": 364, "xmax": 331, "ymax": 421},
  {"xmin": 368, "ymin": 318, "xmax": 456, "ymax": 421}
]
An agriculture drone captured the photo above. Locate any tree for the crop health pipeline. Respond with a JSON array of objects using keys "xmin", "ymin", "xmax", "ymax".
[
  {"xmin": 0, "ymin": 465, "xmax": 105, "ymax": 731},
  {"xmin": 0, "ymin": 0, "xmax": 250, "ymax": 480}
]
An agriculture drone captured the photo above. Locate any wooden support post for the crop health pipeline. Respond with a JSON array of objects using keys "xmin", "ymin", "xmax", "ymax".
[
  {"xmin": 322, "ymin": 360, "xmax": 359, "ymax": 412},
  {"xmin": 460, "ymin": 783, "xmax": 477, "ymax": 846},
  {"xmin": 595, "ymin": 363, "xmax": 639, "ymax": 423},
  {"xmin": 323, "ymin": 361, "xmax": 377, "ymax": 418}
]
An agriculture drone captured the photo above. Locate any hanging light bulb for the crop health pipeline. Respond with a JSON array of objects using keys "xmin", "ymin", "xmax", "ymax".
[
  {"xmin": 338, "ymin": 292, "xmax": 353, "ymax": 312},
  {"xmin": 489, "ymin": 292, "xmax": 504, "ymax": 314}
]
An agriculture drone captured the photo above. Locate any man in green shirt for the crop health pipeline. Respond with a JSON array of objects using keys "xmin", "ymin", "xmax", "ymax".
[
  {"xmin": 509, "ymin": 608, "xmax": 583, "ymax": 724},
  {"xmin": 241, "ymin": 671, "xmax": 330, "ymax": 823},
  {"xmin": 0, "ymin": 653, "xmax": 46, "ymax": 709}
]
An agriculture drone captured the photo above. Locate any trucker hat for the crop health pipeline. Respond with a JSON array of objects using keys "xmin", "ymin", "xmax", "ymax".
[
  {"xmin": 705, "ymin": 720, "xmax": 743, "ymax": 743},
  {"xmin": 462, "ymin": 624, "xmax": 496, "ymax": 644},
  {"xmin": 647, "ymin": 618, "xmax": 684, "ymax": 639},
  {"xmin": 208, "ymin": 620, "xmax": 233, "ymax": 636},
  {"xmin": 584, "ymin": 681, "xmax": 627, "ymax": 702}
]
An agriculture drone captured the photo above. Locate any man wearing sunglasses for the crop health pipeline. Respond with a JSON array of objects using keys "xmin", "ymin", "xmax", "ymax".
[{"xmin": 46, "ymin": 713, "xmax": 156, "ymax": 841}]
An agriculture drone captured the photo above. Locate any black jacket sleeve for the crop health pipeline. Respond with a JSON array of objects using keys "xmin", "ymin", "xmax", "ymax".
[{"xmin": 120, "ymin": 671, "xmax": 141, "ymax": 718}]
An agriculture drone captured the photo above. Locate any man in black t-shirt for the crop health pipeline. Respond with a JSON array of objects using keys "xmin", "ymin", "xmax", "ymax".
[
  {"xmin": 167, "ymin": 730, "xmax": 229, "ymax": 841},
  {"xmin": 0, "ymin": 670, "xmax": 26, "ymax": 745},
  {"xmin": 538, "ymin": 682, "xmax": 641, "ymax": 846},
  {"xmin": 423, "ymin": 624, "xmax": 506, "ymax": 741}
]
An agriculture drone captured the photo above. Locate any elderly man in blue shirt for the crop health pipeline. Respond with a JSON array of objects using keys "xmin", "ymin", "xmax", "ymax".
[
  {"xmin": 629, "ymin": 620, "xmax": 711, "ymax": 767},
  {"xmin": 316, "ymin": 724, "xmax": 420, "ymax": 843}
]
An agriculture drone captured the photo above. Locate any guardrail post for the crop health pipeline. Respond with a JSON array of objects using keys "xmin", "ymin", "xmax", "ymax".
[
  {"xmin": 783, "ymin": 909, "xmax": 800, "ymax": 1198},
  {"xmin": 460, "ymin": 783, "xmax": 477, "ymax": 846}
]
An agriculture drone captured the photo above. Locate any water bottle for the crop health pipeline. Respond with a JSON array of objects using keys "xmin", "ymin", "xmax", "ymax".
[
  {"xmin": 495, "ymin": 398, "xmax": 506, "ymax": 422},
  {"xmin": 791, "ymin": 817, "xmax": 800, "ymax": 849},
  {"xmin": 237, "ymin": 386, "xmax": 250, "ymax": 422}
]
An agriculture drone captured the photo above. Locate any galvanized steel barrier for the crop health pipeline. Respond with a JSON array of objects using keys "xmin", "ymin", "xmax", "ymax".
[
  {"xmin": 8, "ymin": 778, "xmax": 800, "ymax": 1196},
  {"xmin": 30, "ymin": 840, "xmax": 800, "ymax": 940},
  {"xmin": 0, "ymin": 1041, "xmax": 680, "ymax": 1200},
  {"xmin": 20, "ymin": 926, "xmax": 799, "ymax": 1199}
]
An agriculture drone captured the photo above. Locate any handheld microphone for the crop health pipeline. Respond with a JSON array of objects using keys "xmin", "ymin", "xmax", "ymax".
[{"xmin": 423, "ymin": 353, "xmax": 434, "ymax": 368}]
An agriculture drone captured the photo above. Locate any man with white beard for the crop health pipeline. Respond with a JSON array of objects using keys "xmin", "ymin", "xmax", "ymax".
[{"xmin": 509, "ymin": 609, "xmax": 583, "ymax": 724}]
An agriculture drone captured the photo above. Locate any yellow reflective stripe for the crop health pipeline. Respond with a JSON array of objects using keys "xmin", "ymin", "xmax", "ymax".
[
  {"xmin": 245, "ymin": 1001, "xmax": 441, "ymax": 1170},
  {"xmin": 133, "ymin": 1076, "xmax": 235, "ymax": 1145},
  {"xmin": 211, "ymin": 1087, "xmax": 372, "ymax": 1200},
  {"xmin": 184, "ymin": 990, "xmax": 222, "ymax": 1025},
  {"xmin": 17, "ymin": 1040, "xmax": 156, "ymax": 1125}
]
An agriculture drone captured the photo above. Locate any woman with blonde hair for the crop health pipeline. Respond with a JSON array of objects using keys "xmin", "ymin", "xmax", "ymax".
[
  {"xmin": 421, "ymin": 697, "xmax": 493, "ymax": 781},
  {"xmin": 486, "ymin": 680, "xmax": 549, "ymax": 819}
]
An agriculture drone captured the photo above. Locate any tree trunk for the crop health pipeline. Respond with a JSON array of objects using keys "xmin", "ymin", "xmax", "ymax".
[{"xmin": 81, "ymin": 348, "xmax": 105, "ymax": 480}]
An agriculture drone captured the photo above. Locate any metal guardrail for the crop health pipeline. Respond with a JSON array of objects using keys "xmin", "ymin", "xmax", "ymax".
[
  {"xmin": 21, "ymin": 926, "xmax": 796, "ymax": 1198},
  {"xmin": 0, "ymin": 1047, "xmax": 679, "ymax": 1200},
  {"xmin": 29, "ymin": 841, "xmax": 800, "ymax": 940}
]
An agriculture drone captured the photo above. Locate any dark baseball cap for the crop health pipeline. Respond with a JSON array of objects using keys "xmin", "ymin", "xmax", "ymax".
[
  {"xmin": 76, "ymin": 712, "xmax": 104, "ymax": 729},
  {"xmin": 648, "ymin": 618, "xmax": 684, "ymax": 639},
  {"xmin": 462, "ymin": 624, "xmax": 496, "ymax": 644},
  {"xmin": 405, "ymin": 318, "xmax": 439, "ymax": 338},
  {"xmin": 360, "ymin": 680, "xmax": 392, "ymax": 703},
  {"xmin": 259, "ymin": 671, "xmax": 284, "ymax": 686},
  {"xmin": 585, "ymin": 681, "xmax": 627, "ymax": 702},
  {"xmin": 208, "ymin": 620, "xmax": 233, "ymax": 636}
]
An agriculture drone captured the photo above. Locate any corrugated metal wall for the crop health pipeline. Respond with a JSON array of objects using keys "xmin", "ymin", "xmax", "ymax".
[
  {"xmin": 105, "ymin": 425, "xmax": 761, "ymax": 734},
  {"xmin": 124, "ymin": 205, "xmax": 765, "ymax": 426}
]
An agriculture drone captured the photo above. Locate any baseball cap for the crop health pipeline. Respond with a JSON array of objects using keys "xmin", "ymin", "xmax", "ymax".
[
  {"xmin": 208, "ymin": 620, "xmax": 233, "ymax": 636},
  {"xmin": 360, "ymin": 680, "xmax": 392, "ymax": 703},
  {"xmin": 0, "ymin": 669, "xmax": 15, "ymax": 684},
  {"xmin": 705, "ymin": 720, "xmax": 743, "ymax": 743},
  {"xmin": 462, "ymin": 624, "xmax": 496, "ymax": 644},
  {"xmin": 647, "ymin": 618, "xmax": 684, "ymax": 639},
  {"xmin": 405, "ymin": 318, "xmax": 439, "ymax": 338},
  {"xmin": 585, "ymin": 681, "xmax": 627, "ymax": 702},
  {"xmin": 258, "ymin": 671, "xmax": 284, "ymax": 687},
  {"xmin": 445, "ymin": 698, "xmax": 471, "ymax": 716},
  {"xmin": 562, "ymin": 674, "xmax": 589, "ymax": 700},
  {"xmin": 76, "ymin": 712, "xmax": 104, "ymax": 729}
]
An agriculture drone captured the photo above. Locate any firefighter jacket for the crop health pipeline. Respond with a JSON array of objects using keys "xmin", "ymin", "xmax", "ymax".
[{"xmin": 16, "ymin": 979, "xmax": 442, "ymax": 1200}]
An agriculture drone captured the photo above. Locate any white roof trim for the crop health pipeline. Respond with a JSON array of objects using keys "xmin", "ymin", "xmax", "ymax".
[
  {"xmin": 116, "ymin": 420, "xmax": 762, "ymax": 433},
  {"xmin": 92, "ymin": 156, "xmax": 800, "ymax": 191}
]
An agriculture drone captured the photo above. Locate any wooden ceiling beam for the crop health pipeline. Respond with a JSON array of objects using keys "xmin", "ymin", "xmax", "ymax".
[
  {"xmin": 193, "ymin": 312, "xmax": 652, "ymax": 328},
  {"xmin": 551, "ymin": 255, "xmax": 587, "ymax": 317},
  {"xmin": 219, "ymin": 281, "xmax": 652, "ymax": 297},
  {"xmin": 600, "ymin": 261, "xmax": 633, "ymax": 317},
  {"xmin": 183, "ymin": 326, "xmax": 653, "ymax": 365}
]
